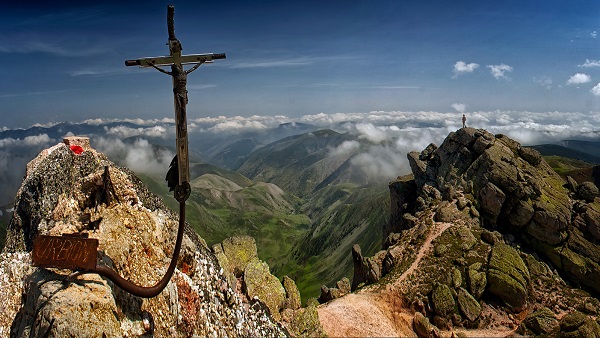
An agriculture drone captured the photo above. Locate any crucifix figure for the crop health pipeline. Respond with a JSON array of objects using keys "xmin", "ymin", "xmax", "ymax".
[{"xmin": 126, "ymin": 5, "xmax": 226, "ymax": 202}]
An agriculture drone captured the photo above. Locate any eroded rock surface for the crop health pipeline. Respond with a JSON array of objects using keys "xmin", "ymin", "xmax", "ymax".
[{"xmin": 0, "ymin": 139, "xmax": 287, "ymax": 337}]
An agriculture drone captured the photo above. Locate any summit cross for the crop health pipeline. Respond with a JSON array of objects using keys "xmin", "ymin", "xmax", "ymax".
[{"xmin": 125, "ymin": 5, "xmax": 226, "ymax": 200}]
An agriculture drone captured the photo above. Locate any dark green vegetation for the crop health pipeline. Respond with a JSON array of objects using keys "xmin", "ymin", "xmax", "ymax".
[
  {"xmin": 238, "ymin": 129, "xmax": 372, "ymax": 197},
  {"xmin": 274, "ymin": 183, "xmax": 389, "ymax": 301},
  {"xmin": 529, "ymin": 144, "xmax": 600, "ymax": 183},
  {"xmin": 138, "ymin": 163, "xmax": 311, "ymax": 268},
  {"xmin": 531, "ymin": 144, "xmax": 600, "ymax": 164}
]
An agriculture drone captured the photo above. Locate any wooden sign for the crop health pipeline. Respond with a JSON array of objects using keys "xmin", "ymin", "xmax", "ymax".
[{"xmin": 32, "ymin": 234, "xmax": 98, "ymax": 270}]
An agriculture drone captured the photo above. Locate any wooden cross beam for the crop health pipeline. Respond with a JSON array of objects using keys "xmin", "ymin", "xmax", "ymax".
[{"xmin": 125, "ymin": 5, "xmax": 225, "ymax": 199}]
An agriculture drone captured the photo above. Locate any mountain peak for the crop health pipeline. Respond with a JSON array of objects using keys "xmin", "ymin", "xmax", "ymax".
[{"xmin": 0, "ymin": 137, "xmax": 290, "ymax": 336}]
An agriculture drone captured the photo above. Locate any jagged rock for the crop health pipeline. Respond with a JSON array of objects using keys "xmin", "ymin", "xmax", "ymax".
[
  {"xmin": 435, "ymin": 201, "xmax": 460, "ymax": 222},
  {"xmin": 472, "ymin": 131, "xmax": 494, "ymax": 154},
  {"xmin": 567, "ymin": 176, "xmax": 578, "ymax": 192},
  {"xmin": 387, "ymin": 175, "xmax": 417, "ymax": 236},
  {"xmin": 479, "ymin": 182, "xmax": 505, "ymax": 223},
  {"xmin": 518, "ymin": 147, "xmax": 542, "ymax": 165},
  {"xmin": 413, "ymin": 312, "xmax": 441, "ymax": 338},
  {"xmin": 336, "ymin": 277, "xmax": 351, "ymax": 295},
  {"xmin": 480, "ymin": 229, "xmax": 502, "ymax": 245},
  {"xmin": 283, "ymin": 276, "xmax": 301, "ymax": 310},
  {"xmin": 559, "ymin": 310, "xmax": 600, "ymax": 337},
  {"xmin": 383, "ymin": 246, "xmax": 403, "ymax": 274},
  {"xmin": 384, "ymin": 232, "xmax": 402, "ymax": 249},
  {"xmin": 212, "ymin": 243, "xmax": 236, "ymax": 289},
  {"xmin": 286, "ymin": 302, "xmax": 326, "ymax": 337},
  {"xmin": 467, "ymin": 265, "xmax": 486, "ymax": 299},
  {"xmin": 584, "ymin": 200, "xmax": 600, "ymax": 240},
  {"xmin": 451, "ymin": 268, "xmax": 462, "ymax": 289},
  {"xmin": 431, "ymin": 284, "xmax": 455, "ymax": 317},
  {"xmin": 420, "ymin": 143, "xmax": 438, "ymax": 161},
  {"xmin": 221, "ymin": 236, "xmax": 258, "ymax": 276},
  {"xmin": 433, "ymin": 315, "xmax": 451, "ymax": 331},
  {"xmin": 507, "ymin": 199, "xmax": 534, "ymax": 228},
  {"xmin": 457, "ymin": 197, "xmax": 469, "ymax": 210},
  {"xmin": 456, "ymin": 226, "xmax": 477, "ymax": 251},
  {"xmin": 486, "ymin": 243, "xmax": 530, "ymax": 311},
  {"xmin": 351, "ymin": 244, "xmax": 366, "ymax": 290},
  {"xmin": 576, "ymin": 181, "xmax": 599, "ymax": 202},
  {"xmin": 560, "ymin": 311, "xmax": 586, "ymax": 332},
  {"xmin": 244, "ymin": 260, "xmax": 286, "ymax": 321},
  {"xmin": 408, "ymin": 152, "xmax": 430, "ymax": 188},
  {"xmin": 518, "ymin": 307, "xmax": 559, "ymax": 336},
  {"xmin": 457, "ymin": 288, "xmax": 481, "ymax": 322},
  {"xmin": 2, "ymin": 140, "xmax": 287, "ymax": 337}
]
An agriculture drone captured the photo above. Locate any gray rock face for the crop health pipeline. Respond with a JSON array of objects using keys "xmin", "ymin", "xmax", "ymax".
[
  {"xmin": 479, "ymin": 182, "xmax": 506, "ymax": 223},
  {"xmin": 400, "ymin": 128, "xmax": 600, "ymax": 297},
  {"xmin": 576, "ymin": 181, "xmax": 599, "ymax": 202},
  {"xmin": 0, "ymin": 140, "xmax": 287, "ymax": 337}
]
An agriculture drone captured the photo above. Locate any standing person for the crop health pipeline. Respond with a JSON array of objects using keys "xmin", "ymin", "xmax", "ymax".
[{"xmin": 462, "ymin": 114, "xmax": 466, "ymax": 128}]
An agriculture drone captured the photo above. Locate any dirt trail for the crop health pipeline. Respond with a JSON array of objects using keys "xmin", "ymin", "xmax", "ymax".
[
  {"xmin": 317, "ymin": 221, "xmax": 516, "ymax": 337},
  {"xmin": 318, "ymin": 221, "xmax": 451, "ymax": 337}
]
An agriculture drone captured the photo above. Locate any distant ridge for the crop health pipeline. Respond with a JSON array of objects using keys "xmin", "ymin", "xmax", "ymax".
[{"xmin": 530, "ymin": 143, "xmax": 600, "ymax": 164}]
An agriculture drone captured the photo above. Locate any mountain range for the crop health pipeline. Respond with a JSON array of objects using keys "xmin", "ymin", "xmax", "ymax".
[{"xmin": 2, "ymin": 120, "xmax": 600, "ymax": 302}]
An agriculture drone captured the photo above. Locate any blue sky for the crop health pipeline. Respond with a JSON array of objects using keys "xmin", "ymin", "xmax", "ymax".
[{"xmin": 1, "ymin": 0, "xmax": 600, "ymax": 128}]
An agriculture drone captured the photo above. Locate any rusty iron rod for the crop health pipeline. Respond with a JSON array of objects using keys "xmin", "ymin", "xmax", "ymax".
[{"xmin": 84, "ymin": 200, "xmax": 186, "ymax": 298}]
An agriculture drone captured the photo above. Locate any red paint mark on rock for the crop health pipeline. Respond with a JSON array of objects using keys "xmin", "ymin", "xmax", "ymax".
[{"xmin": 70, "ymin": 145, "xmax": 84, "ymax": 155}]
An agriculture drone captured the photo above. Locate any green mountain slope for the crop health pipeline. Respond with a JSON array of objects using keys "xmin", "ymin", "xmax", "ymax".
[
  {"xmin": 530, "ymin": 144, "xmax": 600, "ymax": 164},
  {"xmin": 139, "ymin": 166, "xmax": 310, "ymax": 267},
  {"xmin": 237, "ymin": 129, "xmax": 370, "ymax": 197},
  {"xmin": 274, "ymin": 183, "xmax": 389, "ymax": 301}
]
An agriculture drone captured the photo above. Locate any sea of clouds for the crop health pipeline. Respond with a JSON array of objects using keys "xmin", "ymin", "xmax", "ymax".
[{"xmin": 1, "ymin": 109, "xmax": 599, "ymax": 205}]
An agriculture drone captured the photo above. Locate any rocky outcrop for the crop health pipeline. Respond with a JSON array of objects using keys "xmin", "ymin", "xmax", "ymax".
[
  {"xmin": 213, "ymin": 235, "xmax": 324, "ymax": 333},
  {"xmin": 0, "ymin": 138, "xmax": 287, "ymax": 337},
  {"xmin": 335, "ymin": 128, "xmax": 600, "ymax": 337},
  {"xmin": 401, "ymin": 128, "xmax": 600, "ymax": 296}
]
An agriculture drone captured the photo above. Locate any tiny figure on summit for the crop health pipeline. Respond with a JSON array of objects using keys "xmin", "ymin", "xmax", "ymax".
[{"xmin": 462, "ymin": 114, "xmax": 466, "ymax": 128}]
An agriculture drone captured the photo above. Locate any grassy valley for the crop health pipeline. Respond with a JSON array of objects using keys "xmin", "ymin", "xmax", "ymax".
[{"xmin": 138, "ymin": 163, "xmax": 311, "ymax": 268}]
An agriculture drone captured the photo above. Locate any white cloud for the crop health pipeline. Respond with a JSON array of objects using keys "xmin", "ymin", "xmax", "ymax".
[
  {"xmin": 579, "ymin": 59, "xmax": 600, "ymax": 67},
  {"xmin": 329, "ymin": 140, "xmax": 360, "ymax": 157},
  {"xmin": 592, "ymin": 31, "xmax": 598, "ymax": 39},
  {"xmin": 591, "ymin": 83, "xmax": 600, "ymax": 96},
  {"xmin": 487, "ymin": 64, "xmax": 513, "ymax": 79},
  {"xmin": 453, "ymin": 61, "xmax": 479, "ymax": 77},
  {"xmin": 0, "ymin": 134, "xmax": 52, "ymax": 148},
  {"xmin": 208, "ymin": 120, "xmax": 268, "ymax": 132},
  {"xmin": 534, "ymin": 76, "xmax": 553, "ymax": 89},
  {"xmin": 567, "ymin": 73, "xmax": 591, "ymax": 85},
  {"xmin": 94, "ymin": 137, "xmax": 174, "ymax": 177},
  {"xmin": 451, "ymin": 103, "xmax": 467, "ymax": 114},
  {"xmin": 104, "ymin": 125, "xmax": 170, "ymax": 139},
  {"xmin": 23, "ymin": 134, "xmax": 52, "ymax": 146}
]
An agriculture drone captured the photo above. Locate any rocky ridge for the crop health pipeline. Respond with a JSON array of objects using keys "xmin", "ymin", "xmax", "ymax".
[
  {"xmin": 0, "ymin": 137, "xmax": 293, "ymax": 337},
  {"xmin": 317, "ymin": 128, "xmax": 600, "ymax": 337}
]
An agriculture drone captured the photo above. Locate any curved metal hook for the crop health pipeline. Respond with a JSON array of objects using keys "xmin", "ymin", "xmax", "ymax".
[{"xmin": 77, "ymin": 200, "xmax": 186, "ymax": 298}]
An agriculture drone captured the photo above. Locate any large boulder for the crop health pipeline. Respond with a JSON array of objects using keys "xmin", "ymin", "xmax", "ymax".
[
  {"xmin": 431, "ymin": 283, "xmax": 455, "ymax": 317},
  {"xmin": 244, "ymin": 260, "xmax": 286, "ymax": 321},
  {"xmin": 518, "ymin": 307, "xmax": 559, "ymax": 336},
  {"xmin": 457, "ymin": 288, "xmax": 481, "ymax": 322},
  {"xmin": 221, "ymin": 236, "xmax": 258, "ymax": 276},
  {"xmin": 486, "ymin": 243, "xmax": 530, "ymax": 311}
]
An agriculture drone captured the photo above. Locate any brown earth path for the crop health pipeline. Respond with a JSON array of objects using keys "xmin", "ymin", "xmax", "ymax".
[{"xmin": 317, "ymin": 221, "xmax": 516, "ymax": 337}]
